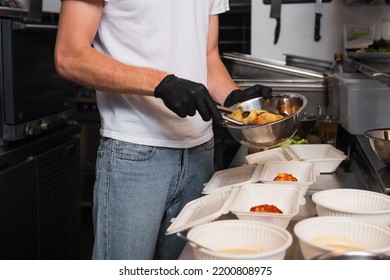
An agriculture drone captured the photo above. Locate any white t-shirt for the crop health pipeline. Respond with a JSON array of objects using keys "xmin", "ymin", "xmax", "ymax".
[{"xmin": 93, "ymin": 0, "xmax": 230, "ymax": 148}]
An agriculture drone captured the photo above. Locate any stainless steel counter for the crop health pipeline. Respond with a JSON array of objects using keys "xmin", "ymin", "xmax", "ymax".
[{"xmin": 179, "ymin": 128, "xmax": 390, "ymax": 260}]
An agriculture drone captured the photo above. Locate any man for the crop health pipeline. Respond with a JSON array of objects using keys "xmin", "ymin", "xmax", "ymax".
[{"xmin": 55, "ymin": 0, "xmax": 271, "ymax": 260}]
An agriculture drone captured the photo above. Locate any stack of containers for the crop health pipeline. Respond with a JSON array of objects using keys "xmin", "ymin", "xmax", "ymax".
[
  {"xmin": 166, "ymin": 145, "xmax": 330, "ymax": 247},
  {"xmin": 167, "ymin": 144, "xmax": 349, "ymax": 235},
  {"xmin": 166, "ymin": 144, "xmax": 351, "ymax": 259}
]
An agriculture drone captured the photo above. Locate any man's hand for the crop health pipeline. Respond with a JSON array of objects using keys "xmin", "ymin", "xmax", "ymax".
[
  {"xmin": 224, "ymin": 84, "xmax": 272, "ymax": 107},
  {"xmin": 154, "ymin": 74, "xmax": 222, "ymax": 125}
]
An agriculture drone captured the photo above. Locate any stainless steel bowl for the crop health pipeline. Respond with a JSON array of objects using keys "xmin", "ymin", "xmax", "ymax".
[
  {"xmin": 312, "ymin": 251, "xmax": 390, "ymax": 260},
  {"xmin": 365, "ymin": 129, "xmax": 390, "ymax": 166},
  {"xmin": 223, "ymin": 93, "xmax": 307, "ymax": 150}
]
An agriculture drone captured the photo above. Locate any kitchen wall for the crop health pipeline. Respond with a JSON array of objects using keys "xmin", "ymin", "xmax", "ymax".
[
  {"xmin": 251, "ymin": 0, "xmax": 390, "ymax": 61},
  {"xmin": 18, "ymin": 0, "xmax": 61, "ymax": 13}
]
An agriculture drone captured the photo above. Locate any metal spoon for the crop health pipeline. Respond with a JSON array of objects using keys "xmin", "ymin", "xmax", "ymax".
[
  {"xmin": 216, "ymin": 105, "xmax": 252, "ymax": 126},
  {"xmin": 217, "ymin": 105, "xmax": 252, "ymax": 118},
  {"xmin": 276, "ymin": 95, "xmax": 291, "ymax": 117},
  {"xmin": 221, "ymin": 114, "xmax": 247, "ymax": 126},
  {"xmin": 176, "ymin": 232, "xmax": 215, "ymax": 252}
]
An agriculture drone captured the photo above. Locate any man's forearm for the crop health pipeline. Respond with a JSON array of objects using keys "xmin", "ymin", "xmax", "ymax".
[
  {"xmin": 207, "ymin": 52, "xmax": 239, "ymax": 105},
  {"xmin": 55, "ymin": 45, "xmax": 167, "ymax": 96}
]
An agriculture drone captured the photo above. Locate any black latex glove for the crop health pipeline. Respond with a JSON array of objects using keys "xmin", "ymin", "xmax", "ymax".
[
  {"xmin": 154, "ymin": 74, "xmax": 222, "ymax": 125},
  {"xmin": 223, "ymin": 84, "xmax": 272, "ymax": 107}
]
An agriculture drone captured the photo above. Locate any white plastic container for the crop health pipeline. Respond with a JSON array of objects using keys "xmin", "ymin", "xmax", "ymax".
[
  {"xmin": 294, "ymin": 216, "xmax": 390, "ymax": 260},
  {"xmin": 258, "ymin": 161, "xmax": 318, "ymax": 196},
  {"xmin": 382, "ymin": 18, "xmax": 390, "ymax": 40},
  {"xmin": 230, "ymin": 184, "xmax": 304, "ymax": 229},
  {"xmin": 166, "ymin": 188, "xmax": 238, "ymax": 235},
  {"xmin": 166, "ymin": 183, "xmax": 305, "ymax": 235},
  {"xmin": 334, "ymin": 73, "xmax": 390, "ymax": 135},
  {"xmin": 312, "ymin": 188, "xmax": 390, "ymax": 226},
  {"xmin": 187, "ymin": 220, "xmax": 293, "ymax": 260},
  {"xmin": 245, "ymin": 144, "xmax": 346, "ymax": 173},
  {"xmin": 245, "ymin": 147, "xmax": 297, "ymax": 165},
  {"xmin": 202, "ymin": 164, "xmax": 263, "ymax": 194},
  {"xmin": 284, "ymin": 144, "xmax": 347, "ymax": 173},
  {"xmin": 344, "ymin": 24, "xmax": 375, "ymax": 50}
]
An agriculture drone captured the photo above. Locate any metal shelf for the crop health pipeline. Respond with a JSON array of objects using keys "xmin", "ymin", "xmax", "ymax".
[{"xmin": 0, "ymin": 6, "xmax": 28, "ymax": 18}]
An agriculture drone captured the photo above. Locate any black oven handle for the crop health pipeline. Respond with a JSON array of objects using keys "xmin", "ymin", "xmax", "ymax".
[{"xmin": 11, "ymin": 22, "xmax": 58, "ymax": 31}]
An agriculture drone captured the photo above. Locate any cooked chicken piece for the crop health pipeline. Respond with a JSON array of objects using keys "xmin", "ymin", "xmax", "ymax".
[
  {"xmin": 256, "ymin": 109, "xmax": 267, "ymax": 114},
  {"xmin": 229, "ymin": 109, "xmax": 243, "ymax": 122},
  {"xmin": 228, "ymin": 109, "xmax": 284, "ymax": 125},
  {"xmin": 243, "ymin": 110, "xmax": 257, "ymax": 123},
  {"xmin": 254, "ymin": 112, "xmax": 284, "ymax": 125}
]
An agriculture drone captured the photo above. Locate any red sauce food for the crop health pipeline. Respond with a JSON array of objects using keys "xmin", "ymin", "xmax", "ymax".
[
  {"xmin": 273, "ymin": 172, "xmax": 298, "ymax": 182},
  {"xmin": 249, "ymin": 204, "xmax": 283, "ymax": 214}
]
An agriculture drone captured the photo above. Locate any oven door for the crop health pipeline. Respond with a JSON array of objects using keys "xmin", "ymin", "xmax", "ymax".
[{"xmin": 0, "ymin": 20, "xmax": 74, "ymax": 126}]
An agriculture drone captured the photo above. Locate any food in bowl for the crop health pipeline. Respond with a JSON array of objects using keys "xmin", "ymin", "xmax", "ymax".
[
  {"xmin": 294, "ymin": 216, "xmax": 390, "ymax": 260},
  {"xmin": 187, "ymin": 219, "xmax": 293, "ymax": 260},
  {"xmin": 228, "ymin": 109, "xmax": 284, "ymax": 125},
  {"xmin": 223, "ymin": 93, "xmax": 307, "ymax": 149},
  {"xmin": 250, "ymin": 204, "xmax": 283, "ymax": 214},
  {"xmin": 230, "ymin": 184, "xmax": 303, "ymax": 229},
  {"xmin": 311, "ymin": 235, "xmax": 367, "ymax": 251},
  {"xmin": 273, "ymin": 172, "xmax": 298, "ymax": 182},
  {"xmin": 258, "ymin": 161, "xmax": 317, "ymax": 197}
]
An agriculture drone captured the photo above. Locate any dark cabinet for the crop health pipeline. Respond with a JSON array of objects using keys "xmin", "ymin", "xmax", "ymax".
[
  {"xmin": 0, "ymin": 157, "xmax": 38, "ymax": 259},
  {"xmin": 35, "ymin": 138, "xmax": 81, "ymax": 259},
  {"xmin": 0, "ymin": 126, "xmax": 81, "ymax": 260}
]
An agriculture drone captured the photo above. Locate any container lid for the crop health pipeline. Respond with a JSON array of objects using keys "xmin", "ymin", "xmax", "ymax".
[
  {"xmin": 202, "ymin": 164, "xmax": 263, "ymax": 194},
  {"xmin": 245, "ymin": 144, "xmax": 345, "ymax": 173},
  {"xmin": 245, "ymin": 147, "xmax": 299, "ymax": 165},
  {"xmin": 166, "ymin": 187, "xmax": 240, "ymax": 235},
  {"xmin": 284, "ymin": 144, "xmax": 346, "ymax": 162}
]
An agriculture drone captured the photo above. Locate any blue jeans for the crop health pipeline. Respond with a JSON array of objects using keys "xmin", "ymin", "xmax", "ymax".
[{"xmin": 92, "ymin": 137, "xmax": 214, "ymax": 260}]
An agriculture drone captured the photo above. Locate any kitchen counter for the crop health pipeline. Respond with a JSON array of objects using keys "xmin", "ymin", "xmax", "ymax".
[{"xmin": 179, "ymin": 126, "xmax": 390, "ymax": 260}]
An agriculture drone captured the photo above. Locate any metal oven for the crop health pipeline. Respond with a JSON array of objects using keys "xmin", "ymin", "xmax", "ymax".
[{"xmin": 0, "ymin": 19, "xmax": 75, "ymax": 145}]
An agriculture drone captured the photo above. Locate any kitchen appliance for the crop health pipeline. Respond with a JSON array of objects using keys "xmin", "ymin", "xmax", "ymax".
[
  {"xmin": 0, "ymin": 19, "xmax": 75, "ymax": 145},
  {"xmin": 0, "ymin": 0, "xmax": 28, "ymax": 18}
]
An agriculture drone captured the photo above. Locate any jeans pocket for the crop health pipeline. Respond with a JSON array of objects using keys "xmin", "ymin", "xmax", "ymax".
[{"xmin": 112, "ymin": 140, "xmax": 157, "ymax": 161}]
